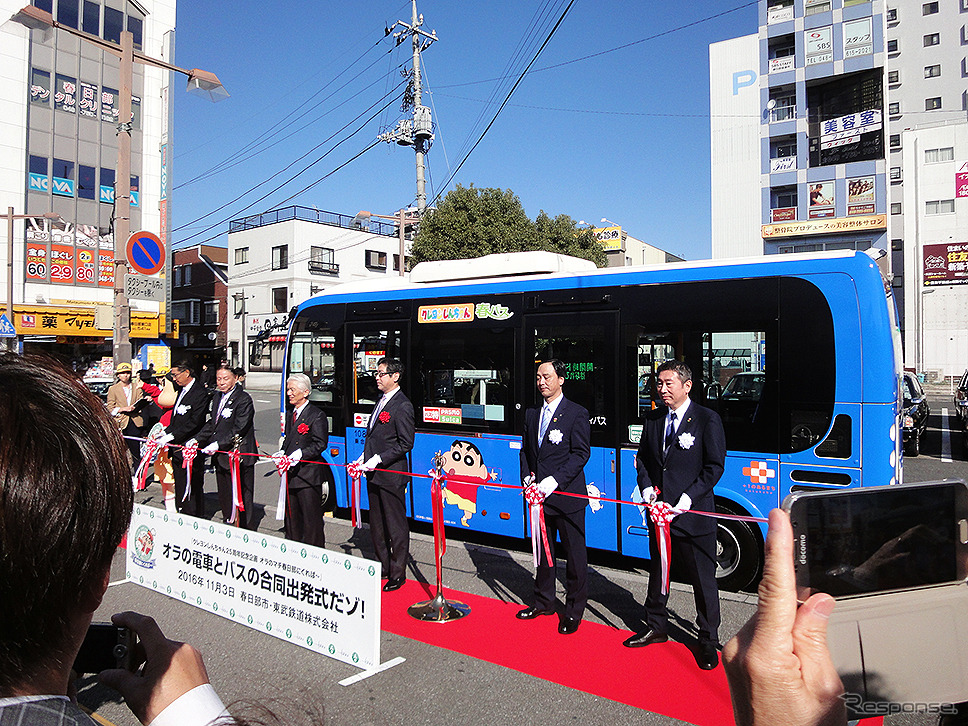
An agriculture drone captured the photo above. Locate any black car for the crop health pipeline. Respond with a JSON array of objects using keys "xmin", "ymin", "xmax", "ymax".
[
  {"xmin": 954, "ymin": 369, "xmax": 968, "ymax": 453},
  {"xmin": 902, "ymin": 372, "xmax": 930, "ymax": 456}
]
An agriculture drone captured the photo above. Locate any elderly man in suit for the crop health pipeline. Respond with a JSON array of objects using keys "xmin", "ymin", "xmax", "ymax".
[
  {"xmin": 516, "ymin": 359, "xmax": 591, "ymax": 635},
  {"xmin": 194, "ymin": 366, "xmax": 258, "ymax": 529},
  {"xmin": 357, "ymin": 357, "xmax": 415, "ymax": 592},
  {"xmin": 278, "ymin": 373, "xmax": 329, "ymax": 547},
  {"xmin": 624, "ymin": 360, "xmax": 726, "ymax": 671},
  {"xmin": 161, "ymin": 360, "xmax": 211, "ymax": 517}
]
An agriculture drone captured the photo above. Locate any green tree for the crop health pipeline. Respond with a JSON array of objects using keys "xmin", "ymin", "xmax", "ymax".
[{"xmin": 410, "ymin": 185, "xmax": 605, "ymax": 267}]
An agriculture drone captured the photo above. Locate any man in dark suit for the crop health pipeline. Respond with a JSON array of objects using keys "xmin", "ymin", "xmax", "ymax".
[
  {"xmin": 278, "ymin": 373, "xmax": 329, "ymax": 547},
  {"xmin": 624, "ymin": 360, "xmax": 726, "ymax": 670},
  {"xmin": 162, "ymin": 360, "xmax": 210, "ymax": 517},
  {"xmin": 516, "ymin": 359, "xmax": 591, "ymax": 635},
  {"xmin": 195, "ymin": 366, "xmax": 258, "ymax": 529},
  {"xmin": 357, "ymin": 357, "xmax": 415, "ymax": 592}
]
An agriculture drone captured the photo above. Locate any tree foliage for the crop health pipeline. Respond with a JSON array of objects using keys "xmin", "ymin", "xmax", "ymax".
[{"xmin": 410, "ymin": 185, "xmax": 606, "ymax": 267}]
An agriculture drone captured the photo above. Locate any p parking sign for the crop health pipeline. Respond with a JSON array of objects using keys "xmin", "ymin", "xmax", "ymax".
[{"xmin": 126, "ymin": 231, "xmax": 165, "ymax": 276}]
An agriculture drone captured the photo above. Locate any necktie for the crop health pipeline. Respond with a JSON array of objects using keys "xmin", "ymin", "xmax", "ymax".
[
  {"xmin": 664, "ymin": 411, "xmax": 677, "ymax": 453},
  {"xmin": 538, "ymin": 405, "xmax": 551, "ymax": 443},
  {"xmin": 370, "ymin": 395, "xmax": 387, "ymax": 429}
]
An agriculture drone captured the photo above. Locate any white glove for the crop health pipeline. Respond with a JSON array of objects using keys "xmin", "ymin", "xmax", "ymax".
[
  {"xmin": 201, "ymin": 443, "xmax": 218, "ymax": 455},
  {"xmin": 640, "ymin": 486, "xmax": 657, "ymax": 505},
  {"xmin": 158, "ymin": 433, "xmax": 174, "ymax": 445},
  {"xmin": 271, "ymin": 450, "xmax": 286, "ymax": 460},
  {"xmin": 523, "ymin": 474, "xmax": 535, "ymax": 489},
  {"xmin": 287, "ymin": 448, "xmax": 303, "ymax": 466},
  {"xmin": 352, "ymin": 455, "xmax": 364, "ymax": 467},
  {"xmin": 111, "ymin": 406, "xmax": 121, "ymax": 416},
  {"xmin": 362, "ymin": 455, "xmax": 381, "ymax": 472},
  {"xmin": 672, "ymin": 493, "xmax": 692, "ymax": 516},
  {"xmin": 185, "ymin": 438, "xmax": 197, "ymax": 449},
  {"xmin": 537, "ymin": 476, "xmax": 558, "ymax": 497}
]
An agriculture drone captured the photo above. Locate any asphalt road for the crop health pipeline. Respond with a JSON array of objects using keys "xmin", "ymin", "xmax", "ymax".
[{"xmin": 77, "ymin": 386, "xmax": 968, "ymax": 726}]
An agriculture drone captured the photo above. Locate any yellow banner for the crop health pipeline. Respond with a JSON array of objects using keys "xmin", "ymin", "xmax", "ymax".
[
  {"xmin": 762, "ymin": 214, "xmax": 887, "ymax": 239},
  {"xmin": 13, "ymin": 304, "xmax": 159, "ymax": 338}
]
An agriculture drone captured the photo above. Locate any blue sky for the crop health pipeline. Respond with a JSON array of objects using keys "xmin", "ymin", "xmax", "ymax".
[{"xmin": 170, "ymin": 1, "xmax": 758, "ymax": 261}]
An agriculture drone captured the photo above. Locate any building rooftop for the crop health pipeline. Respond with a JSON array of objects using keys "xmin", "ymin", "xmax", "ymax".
[{"xmin": 227, "ymin": 205, "xmax": 397, "ymax": 236}]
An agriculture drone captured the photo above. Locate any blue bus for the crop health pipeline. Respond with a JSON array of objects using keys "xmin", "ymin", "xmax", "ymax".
[{"xmin": 283, "ymin": 249, "xmax": 902, "ymax": 590}]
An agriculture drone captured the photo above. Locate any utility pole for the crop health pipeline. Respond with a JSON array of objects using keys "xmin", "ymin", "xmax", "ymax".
[{"xmin": 379, "ymin": 0, "xmax": 437, "ymax": 215}]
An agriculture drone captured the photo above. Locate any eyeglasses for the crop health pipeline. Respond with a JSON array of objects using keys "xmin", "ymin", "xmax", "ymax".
[{"xmin": 375, "ymin": 371, "xmax": 391, "ymax": 378}]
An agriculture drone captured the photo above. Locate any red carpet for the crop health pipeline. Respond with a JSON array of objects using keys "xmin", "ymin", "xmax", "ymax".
[{"xmin": 381, "ymin": 580, "xmax": 882, "ymax": 726}]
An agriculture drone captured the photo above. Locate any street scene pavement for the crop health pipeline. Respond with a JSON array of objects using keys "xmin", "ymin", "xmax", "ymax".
[{"xmin": 77, "ymin": 385, "xmax": 968, "ymax": 726}]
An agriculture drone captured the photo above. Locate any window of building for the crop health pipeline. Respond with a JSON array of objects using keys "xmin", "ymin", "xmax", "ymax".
[
  {"xmin": 925, "ymin": 147, "xmax": 955, "ymax": 163},
  {"xmin": 172, "ymin": 301, "xmax": 200, "ymax": 326},
  {"xmin": 34, "ymin": 0, "xmax": 51, "ymax": 12},
  {"xmin": 886, "ymin": 8, "xmax": 897, "ymax": 22},
  {"xmin": 888, "ymin": 70, "xmax": 899, "ymax": 84},
  {"xmin": 925, "ymin": 64, "xmax": 941, "ymax": 78},
  {"xmin": 271, "ymin": 245, "xmax": 288, "ymax": 271},
  {"xmin": 174, "ymin": 265, "xmax": 192, "ymax": 287},
  {"xmin": 888, "ymin": 102, "xmax": 900, "ymax": 114},
  {"xmin": 891, "ymin": 202, "xmax": 902, "ymax": 215},
  {"xmin": 805, "ymin": 0, "xmax": 831, "ymax": 16},
  {"xmin": 887, "ymin": 39, "xmax": 899, "ymax": 53},
  {"xmin": 393, "ymin": 254, "xmax": 410, "ymax": 272},
  {"xmin": 890, "ymin": 167, "xmax": 901, "ymax": 180},
  {"xmin": 29, "ymin": 155, "xmax": 47, "ymax": 176},
  {"xmin": 234, "ymin": 247, "xmax": 249, "ymax": 265},
  {"xmin": 891, "ymin": 239, "xmax": 903, "ymax": 251},
  {"xmin": 924, "ymin": 33, "xmax": 940, "ymax": 46},
  {"xmin": 308, "ymin": 246, "xmax": 338, "ymax": 274},
  {"xmin": 769, "ymin": 90, "xmax": 796, "ymax": 122},
  {"xmin": 77, "ymin": 165, "xmax": 96, "ymax": 200},
  {"xmin": 890, "ymin": 134, "xmax": 901, "ymax": 148},
  {"xmin": 29, "ymin": 68, "xmax": 50, "ymax": 106},
  {"xmin": 923, "ymin": 2, "xmax": 939, "ymax": 14},
  {"xmin": 926, "ymin": 199, "xmax": 956, "ymax": 215},
  {"xmin": 127, "ymin": 14, "xmax": 143, "ymax": 50},
  {"xmin": 81, "ymin": 1, "xmax": 99, "ymax": 34},
  {"xmin": 770, "ymin": 137, "xmax": 798, "ymax": 158},
  {"xmin": 272, "ymin": 287, "xmax": 288, "ymax": 313},
  {"xmin": 51, "ymin": 159, "xmax": 74, "ymax": 198},
  {"xmin": 103, "ymin": 6, "xmax": 123, "ymax": 44},
  {"xmin": 56, "ymin": 0, "xmax": 78, "ymax": 28},
  {"xmin": 203, "ymin": 301, "xmax": 219, "ymax": 326},
  {"xmin": 365, "ymin": 250, "xmax": 388, "ymax": 270},
  {"xmin": 99, "ymin": 167, "xmax": 114, "ymax": 204},
  {"xmin": 925, "ymin": 97, "xmax": 942, "ymax": 110},
  {"xmin": 28, "ymin": 155, "xmax": 48, "ymax": 193}
]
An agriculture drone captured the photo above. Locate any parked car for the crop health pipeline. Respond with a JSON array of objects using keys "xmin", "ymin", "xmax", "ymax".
[
  {"xmin": 954, "ymin": 369, "xmax": 968, "ymax": 453},
  {"xmin": 902, "ymin": 372, "xmax": 930, "ymax": 456}
]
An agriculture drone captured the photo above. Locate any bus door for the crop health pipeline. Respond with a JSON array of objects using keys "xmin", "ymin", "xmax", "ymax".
[
  {"xmin": 524, "ymin": 312, "xmax": 618, "ymax": 552},
  {"xmin": 345, "ymin": 324, "xmax": 407, "ymax": 511}
]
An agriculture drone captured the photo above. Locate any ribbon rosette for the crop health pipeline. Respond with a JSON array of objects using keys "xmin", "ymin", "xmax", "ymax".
[
  {"xmin": 345, "ymin": 460, "xmax": 365, "ymax": 528},
  {"xmin": 524, "ymin": 481, "xmax": 553, "ymax": 569},
  {"xmin": 227, "ymin": 449, "xmax": 243, "ymax": 525},
  {"xmin": 273, "ymin": 452, "xmax": 292, "ymax": 520},
  {"xmin": 134, "ymin": 436, "xmax": 162, "ymax": 492},
  {"xmin": 648, "ymin": 500, "xmax": 678, "ymax": 595},
  {"xmin": 180, "ymin": 440, "xmax": 198, "ymax": 503}
]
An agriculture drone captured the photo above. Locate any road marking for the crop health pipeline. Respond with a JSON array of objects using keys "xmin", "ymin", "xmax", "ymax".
[
  {"xmin": 942, "ymin": 407, "xmax": 953, "ymax": 462},
  {"xmin": 338, "ymin": 656, "xmax": 406, "ymax": 685},
  {"xmin": 256, "ymin": 399, "xmax": 274, "ymax": 404},
  {"xmin": 108, "ymin": 579, "xmax": 128, "ymax": 587}
]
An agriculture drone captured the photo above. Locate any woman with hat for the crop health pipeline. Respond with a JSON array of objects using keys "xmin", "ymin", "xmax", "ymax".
[{"xmin": 106, "ymin": 362, "xmax": 145, "ymax": 479}]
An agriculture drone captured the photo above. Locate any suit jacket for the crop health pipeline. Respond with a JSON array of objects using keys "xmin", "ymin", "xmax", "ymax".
[
  {"xmin": 106, "ymin": 379, "xmax": 144, "ymax": 429},
  {"xmin": 519, "ymin": 396, "xmax": 591, "ymax": 516},
  {"xmin": 197, "ymin": 384, "xmax": 257, "ymax": 468},
  {"xmin": 635, "ymin": 400, "xmax": 726, "ymax": 536},
  {"xmin": 166, "ymin": 379, "xmax": 211, "ymax": 448},
  {"xmin": 0, "ymin": 699, "xmax": 96, "ymax": 725},
  {"xmin": 363, "ymin": 389, "xmax": 414, "ymax": 489},
  {"xmin": 283, "ymin": 402, "xmax": 329, "ymax": 490}
]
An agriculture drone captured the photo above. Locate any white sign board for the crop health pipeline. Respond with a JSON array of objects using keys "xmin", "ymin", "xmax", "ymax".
[
  {"xmin": 126, "ymin": 506, "xmax": 381, "ymax": 669},
  {"xmin": 125, "ymin": 273, "xmax": 165, "ymax": 301},
  {"xmin": 805, "ymin": 26, "xmax": 833, "ymax": 65}
]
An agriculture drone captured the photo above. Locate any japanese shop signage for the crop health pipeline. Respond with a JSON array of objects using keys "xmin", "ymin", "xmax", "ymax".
[
  {"xmin": 923, "ymin": 242, "xmax": 968, "ymax": 287},
  {"xmin": 417, "ymin": 302, "xmax": 513, "ymax": 323},
  {"xmin": 762, "ymin": 214, "xmax": 886, "ymax": 239},
  {"xmin": 126, "ymin": 506, "xmax": 381, "ymax": 669},
  {"xmin": 12, "ymin": 305, "xmax": 158, "ymax": 338}
]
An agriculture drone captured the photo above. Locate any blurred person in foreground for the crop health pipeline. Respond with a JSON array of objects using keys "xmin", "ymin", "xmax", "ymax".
[
  {"xmin": 0, "ymin": 353, "xmax": 228, "ymax": 726},
  {"xmin": 723, "ymin": 508, "xmax": 845, "ymax": 726}
]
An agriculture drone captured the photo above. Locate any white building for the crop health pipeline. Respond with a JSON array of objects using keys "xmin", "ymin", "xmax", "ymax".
[
  {"xmin": 0, "ymin": 0, "xmax": 174, "ymax": 365},
  {"xmin": 226, "ymin": 206, "xmax": 409, "ymax": 388}
]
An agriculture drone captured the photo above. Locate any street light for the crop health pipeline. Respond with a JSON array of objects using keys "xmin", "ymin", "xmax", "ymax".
[
  {"xmin": 12, "ymin": 5, "xmax": 227, "ymax": 368},
  {"xmin": 3, "ymin": 209, "xmax": 60, "ymax": 352}
]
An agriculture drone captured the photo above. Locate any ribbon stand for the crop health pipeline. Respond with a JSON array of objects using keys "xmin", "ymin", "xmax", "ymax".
[{"xmin": 408, "ymin": 451, "xmax": 471, "ymax": 622}]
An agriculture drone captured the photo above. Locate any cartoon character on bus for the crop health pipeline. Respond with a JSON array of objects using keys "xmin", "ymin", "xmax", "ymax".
[{"xmin": 443, "ymin": 440, "xmax": 488, "ymax": 526}]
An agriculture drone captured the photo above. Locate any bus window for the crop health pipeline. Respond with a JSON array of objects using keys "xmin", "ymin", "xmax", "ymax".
[
  {"xmin": 532, "ymin": 323, "xmax": 611, "ymax": 437},
  {"xmin": 288, "ymin": 328, "xmax": 341, "ymax": 406},
  {"xmin": 626, "ymin": 331, "xmax": 675, "ymax": 419},
  {"xmin": 413, "ymin": 326, "xmax": 513, "ymax": 432},
  {"xmin": 704, "ymin": 332, "xmax": 773, "ymax": 453},
  {"xmin": 352, "ymin": 330, "xmax": 403, "ymax": 405}
]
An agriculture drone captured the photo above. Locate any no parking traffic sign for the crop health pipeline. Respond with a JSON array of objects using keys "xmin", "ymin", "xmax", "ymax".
[{"xmin": 126, "ymin": 231, "xmax": 165, "ymax": 276}]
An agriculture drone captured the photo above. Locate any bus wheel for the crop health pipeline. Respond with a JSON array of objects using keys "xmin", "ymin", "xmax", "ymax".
[{"xmin": 714, "ymin": 501, "xmax": 762, "ymax": 592}]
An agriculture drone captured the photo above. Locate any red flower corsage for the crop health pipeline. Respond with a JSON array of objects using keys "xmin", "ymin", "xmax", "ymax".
[
  {"xmin": 378, "ymin": 411, "xmax": 391, "ymax": 423},
  {"xmin": 297, "ymin": 423, "xmax": 309, "ymax": 434}
]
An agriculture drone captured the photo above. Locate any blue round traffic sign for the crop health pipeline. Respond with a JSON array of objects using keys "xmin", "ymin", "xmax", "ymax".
[{"xmin": 126, "ymin": 231, "xmax": 165, "ymax": 275}]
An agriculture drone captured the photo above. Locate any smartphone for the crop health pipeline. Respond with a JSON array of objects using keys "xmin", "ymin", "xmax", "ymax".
[
  {"xmin": 73, "ymin": 623, "xmax": 137, "ymax": 674},
  {"xmin": 783, "ymin": 480, "xmax": 968, "ymax": 599}
]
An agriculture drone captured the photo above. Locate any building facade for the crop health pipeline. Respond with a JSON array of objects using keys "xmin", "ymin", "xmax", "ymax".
[
  {"xmin": 0, "ymin": 0, "xmax": 175, "ymax": 371},
  {"xmin": 170, "ymin": 244, "xmax": 227, "ymax": 369},
  {"xmin": 226, "ymin": 206, "xmax": 405, "ymax": 387}
]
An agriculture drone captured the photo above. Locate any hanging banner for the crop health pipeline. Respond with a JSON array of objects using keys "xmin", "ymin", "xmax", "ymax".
[{"xmin": 50, "ymin": 244, "xmax": 75, "ymax": 285}]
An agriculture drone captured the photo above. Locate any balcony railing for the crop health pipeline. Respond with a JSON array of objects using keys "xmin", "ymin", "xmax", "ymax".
[
  {"xmin": 308, "ymin": 260, "xmax": 339, "ymax": 275},
  {"xmin": 228, "ymin": 206, "xmax": 396, "ymax": 236}
]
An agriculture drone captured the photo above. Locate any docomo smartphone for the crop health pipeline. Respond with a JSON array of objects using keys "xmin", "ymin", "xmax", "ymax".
[
  {"xmin": 784, "ymin": 480, "xmax": 968, "ymax": 599},
  {"xmin": 73, "ymin": 623, "xmax": 137, "ymax": 674},
  {"xmin": 782, "ymin": 480, "xmax": 968, "ymax": 707}
]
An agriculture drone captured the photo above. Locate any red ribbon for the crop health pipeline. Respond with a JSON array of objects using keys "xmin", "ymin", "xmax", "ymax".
[
  {"xmin": 430, "ymin": 469, "xmax": 448, "ymax": 574},
  {"xmin": 523, "ymin": 479, "xmax": 553, "ymax": 569},
  {"xmin": 228, "ymin": 449, "xmax": 243, "ymax": 525},
  {"xmin": 181, "ymin": 441, "xmax": 198, "ymax": 503},
  {"xmin": 134, "ymin": 437, "xmax": 161, "ymax": 492},
  {"xmin": 346, "ymin": 461, "xmax": 364, "ymax": 528},
  {"xmin": 647, "ymin": 500, "xmax": 678, "ymax": 596},
  {"xmin": 273, "ymin": 453, "xmax": 292, "ymax": 521}
]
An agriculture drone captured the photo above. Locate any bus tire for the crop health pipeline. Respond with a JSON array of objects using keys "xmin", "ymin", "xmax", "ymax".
[
  {"xmin": 714, "ymin": 500, "xmax": 763, "ymax": 592},
  {"xmin": 905, "ymin": 432, "xmax": 920, "ymax": 457}
]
